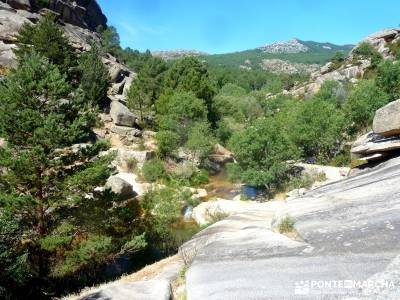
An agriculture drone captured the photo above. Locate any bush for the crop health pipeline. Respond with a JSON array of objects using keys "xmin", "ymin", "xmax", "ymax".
[
  {"xmin": 344, "ymin": 80, "xmax": 390, "ymax": 132},
  {"xmin": 285, "ymin": 172, "xmax": 326, "ymax": 191},
  {"xmin": 353, "ymin": 42, "xmax": 376, "ymax": 57},
  {"xmin": 388, "ymin": 40, "xmax": 400, "ymax": 60},
  {"xmin": 142, "ymin": 158, "xmax": 166, "ymax": 182},
  {"xmin": 185, "ymin": 122, "xmax": 216, "ymax": 160},
  {"xmin": 191, "ymin": 169, "xmax": 209, "ymax": 186},
  {"xmin": 330, "ymin": 51, "xmax": 346, "ymax": 70},
  {"xmin": 142, "ymin": 187, "xmax": 190, "ymax": 249},
  {"xmin": 376, "ymin": 60, "xmax": 400, "ymax": 100},
  {"xmin": 314, "ymin": 80, "xmax": 347, "ymax": 107},
  {"xmin": 228, "ymin": 116, "xmax": 298, "ymax": 190},
  {"xmin": 287, "ymin": 98, "xmax": 347, "ymax": 162},
  {"xmin": 156, "ymin": 130, "xmax": 180, "ymax": 157},
  {"xmin": 124, "ymin": 157, "xmax": 139, "ymax": 172}
]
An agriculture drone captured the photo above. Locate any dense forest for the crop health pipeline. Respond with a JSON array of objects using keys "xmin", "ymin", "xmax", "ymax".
[{"xmin": 1, "ymin": 13, "xmax": 400, "ymax": 300}]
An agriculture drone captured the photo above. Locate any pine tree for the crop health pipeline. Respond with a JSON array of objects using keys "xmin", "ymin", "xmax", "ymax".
[
  {"xmin": 127, "ymin": 57, "xmax": 167, "ymax": 121},
  {"xmin": 78, "ymin": 43, "xmax": 111, "ymax": 106},
  {"xmin": 0, "ymin": 51, "xmax": 113, "ymax": 297},
  {"xmin": 14, "ymin": 14, "xmax": 77, "ymax": 79},
  {"xmin": 161, "ymin": 57, "xmax": 216, "ymax": 123}
]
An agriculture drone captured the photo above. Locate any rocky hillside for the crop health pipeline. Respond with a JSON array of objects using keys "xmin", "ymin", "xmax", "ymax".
[
  {"xmin": 260, "ymin": 58, "xmax": 319, "ymax": 74},
  {"xmin": 1, "ymin": 0, "xmax": 106, "ymax": 30},
  {"xmin": 258, "ymin": 38, "xmax": 309, "ymax": 53},
  {"xmin": 0, "ymin": 0, "xmax": 106, "ymax": 66},
  {"xmin": 288, "ymin": 28, "xmax": 400, "ymax": 97},
  {"xmin": 201, "ymin": 39, "xmax": 353, "ymax": 73},
  {"xmin": 0, "ymin": 0, "xmax": 135, "ymax": 101}
]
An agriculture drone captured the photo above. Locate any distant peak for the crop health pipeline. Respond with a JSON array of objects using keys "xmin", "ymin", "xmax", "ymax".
[
  {"xmin": 152, "ymin": 49, "xmax": 208, "ymax": 60},
  {"xmin": 258, "ymin": 39, "xmax": 309, "ymax": 54}
]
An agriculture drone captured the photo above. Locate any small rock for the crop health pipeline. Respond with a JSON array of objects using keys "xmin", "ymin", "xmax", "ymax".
[{"xmin": 111, "ymin": 125, "xmax": 141, "ymax": 137}]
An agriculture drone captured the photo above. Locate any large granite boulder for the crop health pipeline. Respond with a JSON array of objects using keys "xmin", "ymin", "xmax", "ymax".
[
  {"xmin": 350, "ymin": 131, "xmax": 400, "ymax": 162},
  {"xmin": 105, "ymin": 175, "xmax": 136, "ymax": 199},
  {"xmin": 110, "ymin": 101, "xmax": 137, "ymax": 127},
  {"xmin": 352, "ymin": 132, "xmax": 400, "ymax": 154},
  {"xmin": 103, "ymin": 59, "xmax": 131, "ymax": 83},
  {"xmin": 373, "ymin": 99, "xmax": 400, "ymax": 136},
  {"xmin": 116, "ymin": 148, "xmax": 154, "ymax": 170},
  {"xmin": 208, "ymin": 144, "xmax": 234, "ymax": 164},
  {"xmin": 123, "ymin": 74, "xmax": 135, "ymax": 97}
]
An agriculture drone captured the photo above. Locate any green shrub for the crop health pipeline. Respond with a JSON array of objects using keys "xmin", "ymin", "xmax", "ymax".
[
  {"xmin": 209, "ymin": 211, "xmax": 230, "ymax": 224},
  {"xmin": 376, "ymin": 60, "xmax": 400, "ymax": 100},
  {"xmin": 285, "ymin": 172, "xmax": 327, "ymax": 191},
  {"xmin": 52, "ymin": 235, "xmax": 113, "ymax": 277},
  {"xmin": 191, "ymin": 169, "xmax": 209, "ymax": 186},
  {"xmin": 156, "ymin": 130, "xmax": 180, "ymax": 157},
  {"xmin": 228, "ymin": 116, "xmax": 298, "ymax": 190},
  {"xmin": 287, "ymin": 98, "xmax": 347, "ymax": 162},
  {"xmin": 119, "ymin": 233, "xmax": 147, "ymax": 255},
  {"xmin": 388, "ymin": 40, "xmax": 400, "ymax": 60},
  {"xmin": 278, "ymin": 216, "xmax": 295, "ymax": 233},
  {"xmin": 157, "ymin": 91, "xmax": 208, "ymax": 143},
  {"xmin": 344, "ymin": 80, "xmax": 390, "ymax": 132},
  {"xmin": 353, "ymin": 42, "xmax": 375, "ymax": 57},
  {"xmin": 142, "ymin": 187, "xmax": 189, "ymax": 249},
  {"xmin": 330, "ymin": 51, "xmax": 346, "ymax": 70},
  {"xmin": 142, "ymin": 158, "xmax": 166, "ymax": 182},
  {"xmin": 353, "ymin": 42, "xmax": 383, "ymax": 70},
  {"xmin": 185, "ymin": 122, "xmax": 216, "ymax": 160},
  {"xmin": 125, "ymin": 157, "xmax": 139, "ymax": 172}
]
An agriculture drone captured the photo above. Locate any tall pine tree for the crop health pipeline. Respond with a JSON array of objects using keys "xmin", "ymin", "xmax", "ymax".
[{"xmin": 0, "ymin": 51, "xmax": 118, "ymax": 298}]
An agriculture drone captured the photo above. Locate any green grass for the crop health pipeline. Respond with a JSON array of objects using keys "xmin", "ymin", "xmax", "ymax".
[{"xmin": 278, "ymin": 216, "xmax": 295, "ymax": 233}]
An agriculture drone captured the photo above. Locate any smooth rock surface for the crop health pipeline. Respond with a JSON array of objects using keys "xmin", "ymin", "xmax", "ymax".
[
  {"xmin": 191, "ymin": 199, "xmax": 265, "ymax": 226},
  {"xmin": 182, "ymin": 156, "xmax": 400, "ymax": 299},
  {"xmin": 80, "ymin": 280, "xmax": 171, "ymax": 300}
]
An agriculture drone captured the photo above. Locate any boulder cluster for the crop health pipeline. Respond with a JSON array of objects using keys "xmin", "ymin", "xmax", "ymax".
[
  {"xmin": 103, "ymin": 55, "xmax": 140, "ymax": 142},
  {"xmin": 351, "ymin": 99, "xmax": 400, "ymax": 163}
]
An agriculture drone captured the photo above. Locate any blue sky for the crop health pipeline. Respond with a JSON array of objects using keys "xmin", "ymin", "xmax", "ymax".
[{"xmin": 97, "ymin": 0, "xmax": 400, "ymax": 54}]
